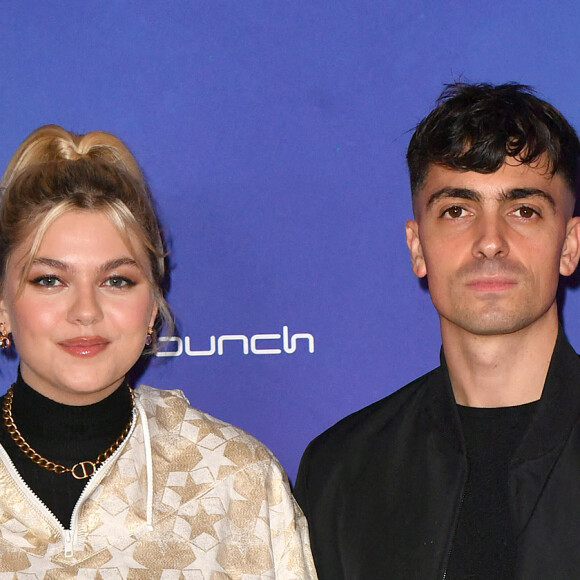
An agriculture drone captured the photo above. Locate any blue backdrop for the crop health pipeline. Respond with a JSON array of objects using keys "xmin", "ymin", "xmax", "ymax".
[{"xmin": 2, "ymin": 1, "xmax": 580, "ymax": 481}]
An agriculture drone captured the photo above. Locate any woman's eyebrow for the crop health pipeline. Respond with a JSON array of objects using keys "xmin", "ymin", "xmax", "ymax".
[
  {"xmin": 30, "ymin": 256, "xmax": 140, "ymax": 273},
  {"xmin": 98, "ymin": 257, "xmax": 140, "ymax": 273},
  {"xmin": 30, "ymin": 257, "xmax": 71, "ymax": 271}
]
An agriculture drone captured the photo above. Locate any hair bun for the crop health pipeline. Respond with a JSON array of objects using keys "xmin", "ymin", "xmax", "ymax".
[{"xmin": 1, "ymin": 124, "xmax": 146, "ymax": 191}]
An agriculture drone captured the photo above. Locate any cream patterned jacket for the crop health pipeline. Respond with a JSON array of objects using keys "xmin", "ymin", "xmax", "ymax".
[{"xmin": 0, "ymin": 385, "xmax": 317, "ymax": 579}]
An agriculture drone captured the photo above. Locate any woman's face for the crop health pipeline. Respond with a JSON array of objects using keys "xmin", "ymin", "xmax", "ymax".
[{"xmin": 0, "ymin": 210, "xmax": 158, "ymax": 405}]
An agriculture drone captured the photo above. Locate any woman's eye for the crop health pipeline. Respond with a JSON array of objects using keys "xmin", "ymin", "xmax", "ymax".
[
  {"xmin": 442, "ymin": 206, "xmax": 465, "ymax": 219},
  {"xmin": 31, "ymin": 275, "xmax": 62, "ymax": 287},
  {"xmin": 104, "ymin": 276, "xmax": 136, "ymax": 288}
]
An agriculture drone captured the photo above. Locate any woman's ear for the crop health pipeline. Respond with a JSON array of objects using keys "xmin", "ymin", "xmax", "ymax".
[
  {"xmin": 0, "ymin": 298, "xmax": 12, "ymax": 334},
  {"xmin": 149, "ymin": 302, "xmax": 159, "ymax": 329}
]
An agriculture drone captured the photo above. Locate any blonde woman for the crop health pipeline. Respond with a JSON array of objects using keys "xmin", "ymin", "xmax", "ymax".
[{"xmin": 0, "ymin": 125, "xmax": 316, "ymax": 578}]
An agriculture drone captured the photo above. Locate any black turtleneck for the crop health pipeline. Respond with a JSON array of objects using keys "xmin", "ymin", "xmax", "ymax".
[{"xmin": 0, "ymin": 372, "xmax": 134, "ymax": 529}]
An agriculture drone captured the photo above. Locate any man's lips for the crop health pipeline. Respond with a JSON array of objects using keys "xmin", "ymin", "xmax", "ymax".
[
  {"xmin": 58, "ymin": 336, "xmax": 110, "ymax": 357},
  {"xmin": 465, "ymin": 277, "xmax": 518, "ymax": 292}
]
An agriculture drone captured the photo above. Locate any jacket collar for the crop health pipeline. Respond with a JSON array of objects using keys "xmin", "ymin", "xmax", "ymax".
[
  {"xmin": 515, "ymin": 328, "xmax": 580, "ymax": 462},
  {"xmin": 428, "ymin": 328, "xmax": 580, "ymax": 461},
  {"xmin": 427, "ymin": 359, "xmax": 465, "ymax": 455}
]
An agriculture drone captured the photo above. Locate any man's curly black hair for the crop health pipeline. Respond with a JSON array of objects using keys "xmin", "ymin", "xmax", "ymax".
[{"xmin": 407, "ymin": 82, "xmax": 580, "ymax": 197}]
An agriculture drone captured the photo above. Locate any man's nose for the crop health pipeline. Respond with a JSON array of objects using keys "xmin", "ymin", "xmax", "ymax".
[{"xmin": 472, "ymin": 214, "xmax": 509, "ymax": 259}]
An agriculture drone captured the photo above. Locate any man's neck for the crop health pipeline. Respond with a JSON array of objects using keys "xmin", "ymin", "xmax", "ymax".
[{"xmin": 441, "ymin": 312, "xmax": 559, "ymax": 408}]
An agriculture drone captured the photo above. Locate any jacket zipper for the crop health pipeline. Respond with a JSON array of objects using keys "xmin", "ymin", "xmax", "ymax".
[
  {"xmin": 0, "ymin": 443, "xmax": 65, "ymax": 530},
  {"xmin": 441, "ymin": 462, "xmax": 469, "ymax": 580},
  {"xmin": 63, "ymin": 530, "xmax": 74, "ymax": 557},
  {"xmin": 0, "ymin": 410, "xmax": 136, "ymax": 558}
]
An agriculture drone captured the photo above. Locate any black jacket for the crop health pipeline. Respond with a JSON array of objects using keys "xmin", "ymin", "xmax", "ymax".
[{"xmin": 295, "ymin": 331, "xmax": 580, "ymax": 579}]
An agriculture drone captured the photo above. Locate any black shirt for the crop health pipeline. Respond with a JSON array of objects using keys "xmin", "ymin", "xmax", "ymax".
[
  {"xmin": 446, "ymin": 401, "xmax": 538, "ymax": 580},
  {"xmin": 0, "ymin": 373, "xmax": 133, "ymax": 528}
]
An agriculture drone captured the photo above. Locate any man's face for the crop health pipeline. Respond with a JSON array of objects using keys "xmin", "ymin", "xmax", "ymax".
[{"xmin": 406, "ymin": 158, "xmax": 580, "ymax": 338}]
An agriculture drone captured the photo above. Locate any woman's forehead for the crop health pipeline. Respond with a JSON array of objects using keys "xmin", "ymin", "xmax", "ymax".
[{"xmin": 10, "ymin": 209, "xmax": 150, "ymax": 271}]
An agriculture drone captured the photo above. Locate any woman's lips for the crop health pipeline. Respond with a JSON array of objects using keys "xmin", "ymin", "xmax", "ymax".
[{"xmin": 58, "ymin": 336, "xmax": 110, "ymax": 357}]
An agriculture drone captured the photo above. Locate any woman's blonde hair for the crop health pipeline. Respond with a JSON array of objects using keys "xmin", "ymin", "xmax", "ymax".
[{"xmin": 0, "ymin": 124, "xmax": 172, "ymax": 353}]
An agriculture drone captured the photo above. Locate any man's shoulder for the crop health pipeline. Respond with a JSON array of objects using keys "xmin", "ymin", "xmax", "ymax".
[{"xmin": 303, "ymin": 366, "xmax": 441, "ymax": 462}]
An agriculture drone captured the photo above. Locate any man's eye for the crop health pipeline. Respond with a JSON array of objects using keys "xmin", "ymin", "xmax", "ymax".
[
  {"xmin": 442, "ymin": 206, "xmax": 465, "ymax": 219},
  {"xmin": 104, "ymin": 276, "xmax": 136, "ymax": 288},
  {"xmin": 31, "ymin": 275, "xmax": 62, "ymax": 287},
  {"xmin": 513, "ymin": 206, "xmax": 538, "ymax": 219}
]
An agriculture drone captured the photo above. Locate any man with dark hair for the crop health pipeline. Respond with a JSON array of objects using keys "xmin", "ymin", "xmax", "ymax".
[{"xmin": 295, "ymin": 83, "xmax": 580, "ymax": 579}]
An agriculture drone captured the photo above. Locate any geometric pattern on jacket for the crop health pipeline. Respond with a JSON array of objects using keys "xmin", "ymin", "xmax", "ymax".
[{"xmin": 0, "ymin": 385, "xmax": 317, "ymax": 579}]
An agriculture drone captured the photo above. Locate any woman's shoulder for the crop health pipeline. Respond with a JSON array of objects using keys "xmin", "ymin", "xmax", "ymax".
[{"xmin": 133, "ymin": 384, "xmax": 276, "ymax": 467}]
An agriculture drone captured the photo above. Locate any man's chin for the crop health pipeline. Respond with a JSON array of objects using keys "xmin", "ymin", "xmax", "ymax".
[{"xmin": 440, "ymin": 312, "xmax": 542, "ymax": 337}]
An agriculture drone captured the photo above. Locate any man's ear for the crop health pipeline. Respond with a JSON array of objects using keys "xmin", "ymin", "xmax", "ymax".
[
  {"xmin": 405, "ymin": 220, "xmax": 427, "ymax": 278},
  {"xmin": 560, "ymin": 217, "xmax": 580, "ymax": 276}
]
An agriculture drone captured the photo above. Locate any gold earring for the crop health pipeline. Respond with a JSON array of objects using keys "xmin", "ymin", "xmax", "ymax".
[
  {"xmin": 145, "ymin": 326, "xmax": 154, "ymax": 346},
  {"xmin": 0, "ymin": 322, "xmax": 11, "ymax": 349}
]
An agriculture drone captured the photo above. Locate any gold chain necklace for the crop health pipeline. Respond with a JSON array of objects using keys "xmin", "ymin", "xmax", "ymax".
[{"xmin": 2, "ymin": 385, "xmax": 135, "ymax": 480}]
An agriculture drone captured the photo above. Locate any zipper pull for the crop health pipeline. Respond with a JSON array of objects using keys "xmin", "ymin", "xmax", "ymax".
[{"xmin": 63, "ymin": 529, "xmax": 74, "ymax": 558}]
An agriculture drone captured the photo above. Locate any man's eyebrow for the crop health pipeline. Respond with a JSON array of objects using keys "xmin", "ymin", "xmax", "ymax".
[
  {"xmin": 425, "ymin": 186, "xmax": 557, "ymax": 211},
  {"xmin": 499, "ymin": 188, "xmax": 556, "ymax": 210},
  {"xmin": 426, "ymin": 187, "xmax": 482, "ymax": 207}
]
